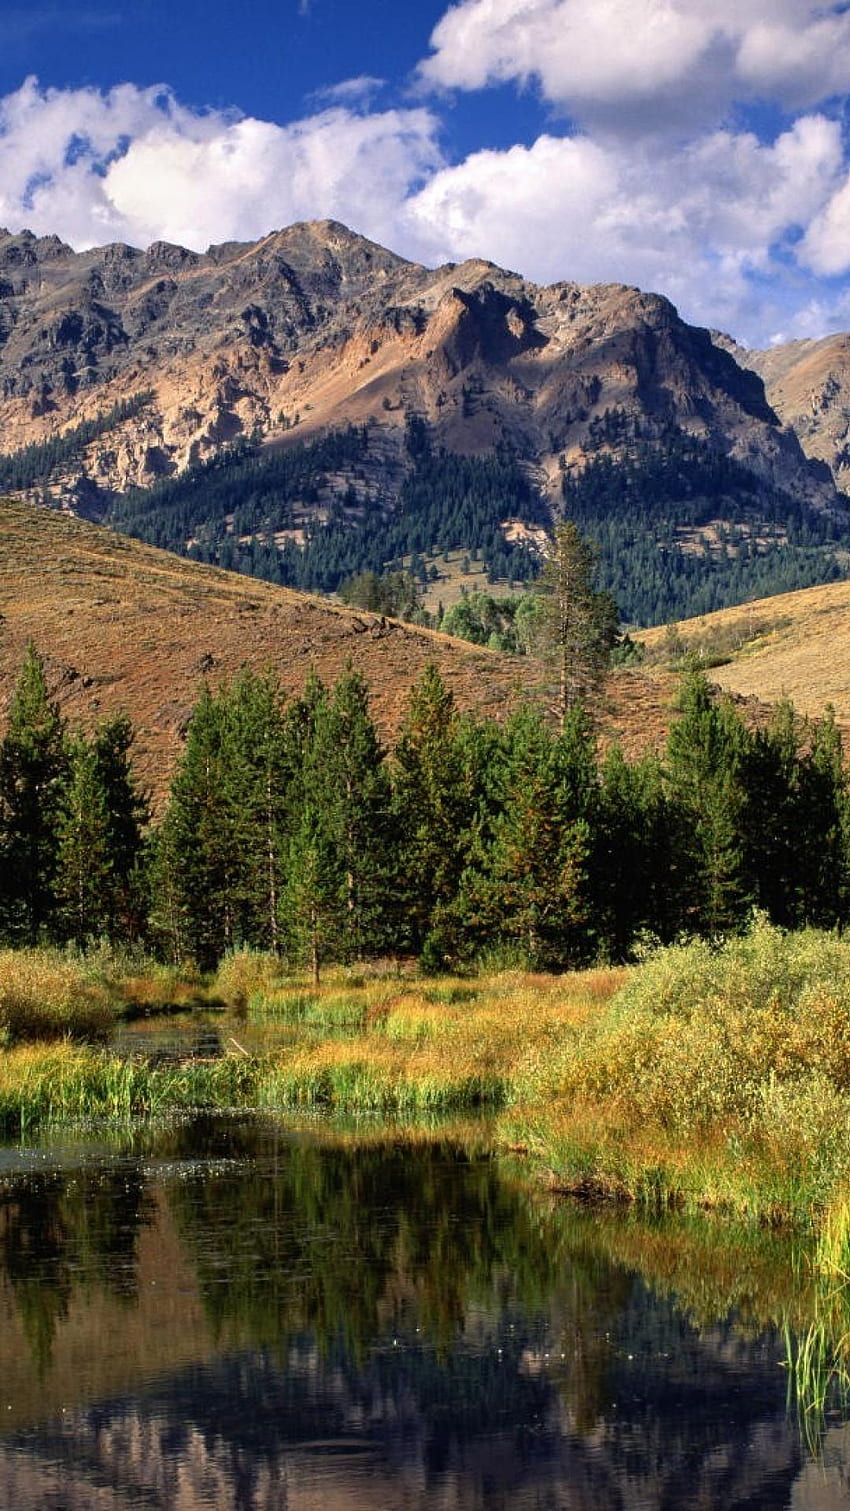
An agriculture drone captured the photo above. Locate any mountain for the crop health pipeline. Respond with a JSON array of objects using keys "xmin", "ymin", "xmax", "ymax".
[
  {"xmin": 2, "ymin": 219, "xmax": 850, "ymax": 626},
  {"xmin": 0, "ymin": 220, "xmax": 824, "ymax": 497},
  {"xmin": 722, "ymin": 333, "xmax": 850, "ymax": 495}
]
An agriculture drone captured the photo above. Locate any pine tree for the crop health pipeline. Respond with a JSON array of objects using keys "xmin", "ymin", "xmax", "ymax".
[
  {"xmin": 448, "ymin": 705, "xmax": 597, "ymax": 969},
  {"xmin": 222, "ymin": 670, "xmax": 292, "ymax": 953},
  {"xmin": 391, "ymin": 665, "xmax": 476, "ymax": 957},
  {"xmin": 156, "ymin": 685, "xmax": 242, "ymax": 969},
  {"xmin": 741, "ymin": 703, "xmax": 849, "ymax": 929},
  {"xmin": 311, "ymin": 667, "xmax": 395, "ymax": 961},
  {"xmin": 537, "ymin": 522, "xmax": 618, "ymax": 727},
  {"xmin": 55, "ymin": 734, "xmax": 114, "ymax": 945},
  {"xmin": 593, "ymin": 746, "xmax": 675, "ymax": 957},
  {"xmin": 283, "ymin": 799, "xmax": 340, "ymax": 986},
  {"xmin": 91, "ymin": 715, "xmax": 150, "ymax": 941},
  {"xmin": 663, "ymin": 670, "xmax": 751, "ymax": 934},
  {"xmin": 0, "ymin": 644, "xmax": 69, "ymax": 943}
]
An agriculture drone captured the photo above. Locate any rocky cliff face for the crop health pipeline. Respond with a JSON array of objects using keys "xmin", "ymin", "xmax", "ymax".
[
  {"xmin": 723, "ymin": 333, "xmax": 850, "ymax": 495},
  {"xmin": 0, "ymin": 219, "xmax": 838, "ymax": 515}
]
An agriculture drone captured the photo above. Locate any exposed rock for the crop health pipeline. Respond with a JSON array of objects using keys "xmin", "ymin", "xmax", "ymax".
[
  {"xmin": 0, "ymin": 219, "xmax": 839, "ymax": 516},
  {"xmin": 722, "ymin": 332, "xmax": 850, "ymax": 493}
]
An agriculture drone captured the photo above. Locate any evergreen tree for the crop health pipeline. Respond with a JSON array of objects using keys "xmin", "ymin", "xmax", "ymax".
[
  {"xmin": 55, "ymin": 734, "xmax": 114, "ymax": 946},
  {"xmin": 447, "ymin": 706, "xmax": 598, "ymax": 969},
  {"xmin": 283, "ymin": 799, "xmax": 340, "ymax": 985},
  {"xmin": 222, "ymin": 670, "xmax": 292, "ymax": 954},
  {"xmin": 91, "ymin": 715, "xmax": 150, "ymax": 941},
  {"xmin": 663, "ymin": 671, "xmax": 752, "ymax": 933},
  {"xmin": 593, "ymin": 746, "xmax": 677, "ymax": 958},
  {"xmin": 391, "ymin": 665, "xmax": 477, "ymax": 958},
  {"xmin": 311, "ymin": 667, "xmax": 396, "ymax": 961},
  {"xmin": 156, "ymin": 685, "xmax": 242, "ymax": 969},
  {"xmin": 740, "ymin": 703, "xmax": 849, "ymax": 929},
  {"xmin": 537, "ymin": 522, "xmax": 618, "ymax": 726},
  {"xmin": 0, "ymin": 644, "xmax": 69, "ymax": 943}
]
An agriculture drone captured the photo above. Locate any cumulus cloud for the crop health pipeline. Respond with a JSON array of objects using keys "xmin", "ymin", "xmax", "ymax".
[
  {"xmin": 0, "ymin": 64, "xmax": 849, "ymax": 344},
  {"xmin": 0, "ymin": 77, "xmax": 442, "ymax": 253},
  {"xmin": 401, "ymin": 113, "xmax": 846, "ymax": 335},
  {"xmin": 419, "ymin": 0, "xmax": 850, "ymax": 132}
]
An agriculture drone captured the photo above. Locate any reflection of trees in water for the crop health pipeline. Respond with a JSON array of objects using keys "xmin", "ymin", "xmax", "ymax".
[
  {"xmin": 0, "ymin": 1117, "xmax": 818, "ymax": 1508},
  {"xmin": 0, "ymin": 1163, "xmax": 155, "ymax": 1374},
  {"xmin": 163, "ymin": 1121, "xmax": 623, "ymax": 1370}
]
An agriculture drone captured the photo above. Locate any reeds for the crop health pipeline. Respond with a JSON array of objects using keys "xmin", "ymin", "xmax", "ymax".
[
  {"xmin": 6, "ymin": 929, "xmax": 850, "ymax": 1229},
  {"xmin": 508, "ymin": 919, "xmax": 850, "ymax": 1222},
  {"xmin": 0, "ymin": 949, "xmax": 117, "ymax": 1042}
]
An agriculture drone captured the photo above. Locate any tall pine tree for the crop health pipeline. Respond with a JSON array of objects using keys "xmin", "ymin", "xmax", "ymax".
[{"xmin": 0, "ymin": 644, "xmax": 69, "ymax": 943}]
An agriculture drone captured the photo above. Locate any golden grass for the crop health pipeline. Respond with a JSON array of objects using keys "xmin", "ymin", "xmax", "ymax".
[
  {"xmin": 0, "ymin": 498, "xmax": 530, "ymax": 812},
  {"xmin": 6, "ymin": 931, "xmax": 850, "ymax": 1228},
  {"xmin": 638, "ymin": 579, "xmax": 850, "ymax": 734},
  {"xmin": 0, "ymin": 949, "xmax": 116, "ymax": 1042}
]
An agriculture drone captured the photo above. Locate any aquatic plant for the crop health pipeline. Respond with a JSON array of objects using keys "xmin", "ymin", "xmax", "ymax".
[{"xmin": 0, "ymin": 949, "xmax": 117, "ymax": 1042}]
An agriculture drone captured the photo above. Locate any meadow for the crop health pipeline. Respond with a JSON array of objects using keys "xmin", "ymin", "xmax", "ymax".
[
  {"xmin": 3, "ymin": 918, "xmax": 850, "ymax": 1231},
  {"xmin": 9, "ymin": 921, "xmax": 850, "ymax": 1426}
]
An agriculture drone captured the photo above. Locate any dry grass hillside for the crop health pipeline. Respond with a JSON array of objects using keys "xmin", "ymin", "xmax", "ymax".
[
  {"xmin": 31, "ymin": 496, "xmax": 850, "ymax": 815},
  {"xmin": 638, "ymin": 580, "xmax": 850, "ymax": 736},
  {"xmin": 0, "ymin": 499, "xmax": 533, "ymax": 807}
]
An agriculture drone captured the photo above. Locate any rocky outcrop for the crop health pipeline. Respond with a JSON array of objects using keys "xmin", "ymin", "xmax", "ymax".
[
  {"xmin": 722, "ymin": 332, "xmax": 850, "ymax": 494},
  {"xmin": 0, "ymin": 219, "xmax": 840, "ymax": 515}
]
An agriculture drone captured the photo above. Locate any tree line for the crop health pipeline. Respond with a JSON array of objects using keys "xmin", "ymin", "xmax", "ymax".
[
  {"xmin": 562, "ymin": 412, "xmax": 850, "ymax": 624},
  {"xmin": 0, "ymin": 393, "xmax": 153, "ymax": 494},
  {"xmin": 1, "ymin": 644, "xmax": 848, "ymax": 976},
  {"xmin": 107, "ymin": 417, "xmax": 544, "ymax": 594}
]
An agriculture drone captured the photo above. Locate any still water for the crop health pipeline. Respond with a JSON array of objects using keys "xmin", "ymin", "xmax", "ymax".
[{"xmin": 0, "ymin": 1112, "xmax": 846, "ymax": 1510}]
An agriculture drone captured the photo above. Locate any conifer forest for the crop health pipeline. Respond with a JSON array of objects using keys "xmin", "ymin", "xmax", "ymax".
[{"xmin": 2, "ymin": 641, "xmax": 847, "ymax": 978}]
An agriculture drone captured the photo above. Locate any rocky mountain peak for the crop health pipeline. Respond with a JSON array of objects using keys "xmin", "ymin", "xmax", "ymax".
[{"xmin": 0, "ymin": 219, "xmax": 841, "ymax": 518}]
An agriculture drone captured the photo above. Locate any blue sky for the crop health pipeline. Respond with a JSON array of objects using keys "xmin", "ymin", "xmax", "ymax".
[{"xmin": 2, "ymin": 1, "xmax": 850, "ymax": 345}]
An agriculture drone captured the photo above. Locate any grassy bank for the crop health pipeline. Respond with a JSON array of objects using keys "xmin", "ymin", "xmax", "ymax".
[{"xmin": 5, "ymin": 922, "xmax": 850, "ymax": 1228}]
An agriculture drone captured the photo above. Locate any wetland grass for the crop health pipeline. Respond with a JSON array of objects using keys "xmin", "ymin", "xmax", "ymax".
[
  {"xmin": 6, "ymin": 924, "xmax": 850, "ymax": 1233},
  {"xmin": 0, "ymin": 949, "xmax": 117, "ymax": 1043}
]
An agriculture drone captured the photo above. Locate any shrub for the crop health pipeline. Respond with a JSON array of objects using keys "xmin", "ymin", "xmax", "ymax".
[
  {"xmin": 214, "ymin": 950, "xmax": 288, "ymax": 1011},
  {"xmin": 0, "ymin": 949, "xmax": 116, "ymax": 1042},
  {"xmin": 559, "ymin": 919, "xmax": 850, "ymax": 1134}
]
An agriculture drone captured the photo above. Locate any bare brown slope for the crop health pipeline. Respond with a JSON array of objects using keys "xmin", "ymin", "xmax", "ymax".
[
  {"xmin": 0, "ymin": 498, "xmax": 527, "ymax": 807},
  {"xmin": 0, "ymin": 498, "xmax": 681, "ymax": 806}
]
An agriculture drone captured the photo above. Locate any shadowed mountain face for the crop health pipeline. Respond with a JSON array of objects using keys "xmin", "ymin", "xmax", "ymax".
[
  {"xmin": 726, "ymin": 332, "xmax": 850, "ymax": 495},
  {"xmin": 0, "ymin": 219, "xmax": 837, "ymax": 516}
]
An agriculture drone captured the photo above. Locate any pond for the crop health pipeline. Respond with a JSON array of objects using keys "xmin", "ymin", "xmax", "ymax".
[{"xmin": 0, "ymin": 1112, "xmax": 846, "ymax": 1510}]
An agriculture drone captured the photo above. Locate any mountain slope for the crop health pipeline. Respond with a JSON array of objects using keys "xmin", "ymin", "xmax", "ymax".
[
  {"xmin": 725, "ymin": 333, "xmax": 850, "ymax": 495},
  {"xmin": 638, "ymin": 576, "xmax": 850, "ymax": 734},
  {"xmin": 0, "ymin": 497, "xmax": 524, "ymax": 806},
  {"xmin": 0, "ymin": 219, "xmax": 835, "ymax": 516},
  {"xmin": 0, "ymin": 497, "xmax": 694, "ymax": 803}
]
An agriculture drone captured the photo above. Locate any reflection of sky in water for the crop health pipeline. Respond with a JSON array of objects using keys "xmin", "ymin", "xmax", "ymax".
[{"xmin": 0, "ymin": 1116, "xmax": 842, "ymax": 1509}]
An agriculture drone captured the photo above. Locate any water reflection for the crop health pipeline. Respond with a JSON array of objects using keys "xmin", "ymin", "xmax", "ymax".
[{"xmin": 0, "ymin": 1114, "xmax": 840, "ymax": 1509}]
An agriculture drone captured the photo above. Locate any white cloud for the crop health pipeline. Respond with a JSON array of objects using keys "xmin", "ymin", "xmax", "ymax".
[
  {"xmin": 308, "ymin": 76, "xmax": 385, "ymax": 106},
  {"xmin": 0, "ymin": 77, "xmax": 442, "ymax": 254},
  {"xmin": 419, "ymin": 0, "xmax": 850, "ymax": 131},
  {"xmin": 403, "ymin": 115, "xmax": 846, "ymax": 338},
  {"xmin": 0, "ymin": 71, "xmax": 849, "ymax": 344},
  {"xmin": 801, "ymin": 177, "xmax": 850, "ymax": 277}
]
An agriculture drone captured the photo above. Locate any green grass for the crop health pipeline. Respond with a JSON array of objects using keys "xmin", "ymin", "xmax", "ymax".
[{"xmin": 7, "ymin": 926, "xmax": 850, "ymax": 1232}]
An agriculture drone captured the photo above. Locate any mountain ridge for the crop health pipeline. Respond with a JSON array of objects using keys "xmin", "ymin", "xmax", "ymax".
[{"xmin": 0, "ymin": 219, "xmax": 836, "ymax": 517}]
